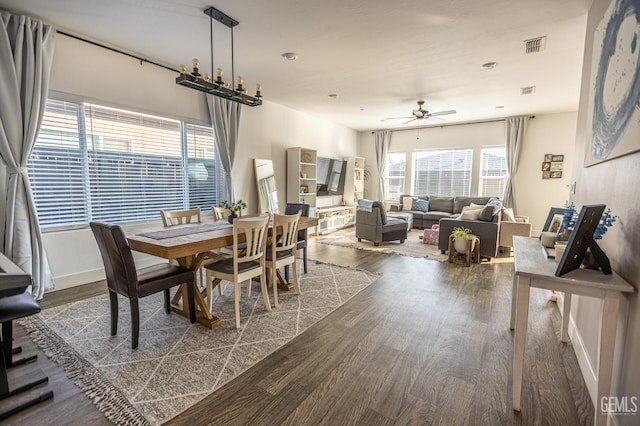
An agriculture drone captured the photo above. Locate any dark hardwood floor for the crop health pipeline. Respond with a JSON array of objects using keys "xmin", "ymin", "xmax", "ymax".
[{"xmin": 3, "ymin": 236, "xmax": 593, "ymax": 425}]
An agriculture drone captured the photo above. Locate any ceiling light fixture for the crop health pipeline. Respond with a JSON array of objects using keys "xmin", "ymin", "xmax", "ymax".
[
  {"xmin": 481, "ymin": 61, "xmax": 498, "ymax": 70},
  {"xmin": 176, "ymin": 6, "xmax": 262, "ymax": 107},
  {"xmin": 281, "ymin": 52, "xmax": 298, "ymax": 61}
]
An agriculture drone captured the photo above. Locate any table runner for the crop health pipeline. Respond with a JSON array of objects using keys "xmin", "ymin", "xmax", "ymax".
[{"xmin": 137, "ymin": 222, "xmax": 232, "ymax": 240}]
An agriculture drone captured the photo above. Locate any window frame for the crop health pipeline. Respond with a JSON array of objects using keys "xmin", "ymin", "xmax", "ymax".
[
  {"xmin": 383, "ymin": 152, "xmax": 406, "ymax": 201},
  {"xmin": 411, "ymin": 148, "xmax": 473, "ymax": 197},
  {"xmin": 478, "ymin": 146, "xmax": 508, "ymax": 198}
]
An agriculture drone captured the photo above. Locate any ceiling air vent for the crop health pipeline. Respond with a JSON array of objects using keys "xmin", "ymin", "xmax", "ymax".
[
  {"xmin": 524, "ymin": 36, "xmax": 546, "ymax": 54},
  {"xmin": 520, "ymin": 86, "xmax": 536, "ymax": 95}
]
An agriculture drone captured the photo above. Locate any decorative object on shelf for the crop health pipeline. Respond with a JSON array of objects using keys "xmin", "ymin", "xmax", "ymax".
[
  {"xmin": 451, "ymin": 226, "xmax": 475, "ymax": 254},
  {"xmin": 301, "ymin": 151, "xmax": 313, "ymax": 163},
  {"xmin": 300, "ymin": 185, "xmax": 309, "ymax": 193},
  {"xmin": 176, "ymin": 6, "xmax": 262, "ymax": 107},
  {"xmin": 220, "ymin": 199, "xmax": 247, "ymax": 223}
]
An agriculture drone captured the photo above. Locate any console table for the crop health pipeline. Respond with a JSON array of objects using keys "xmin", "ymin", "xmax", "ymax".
[{"xmin": 511, "ymin": 237, "xmax": 634, "ymax": 425}]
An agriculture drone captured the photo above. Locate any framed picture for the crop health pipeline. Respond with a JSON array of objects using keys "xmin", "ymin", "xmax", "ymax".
[
  {"xmin": 542, "ymin": 162, "xmax": 551, "ymax": 171},
  {"xmin": 552, "ymin": 154, "xmax": 564, "ymax": 162},
  {"xmin": 542, "ymin": 171, "xmax": 551, "ymax": 179},
  {"xmin": 544, "ymin": 153, "xmax": 553, "ymax": 162},
  {"xmin": 550, "ymin": 162, "xmax": 563, "ymax": 171},
  {"xmin": 550, "ymin": 171, "xmax": 563, "ymax": 178},
  {"xmin": 300, "ymin": 185, "xmax": 309, "ymax": 193}
]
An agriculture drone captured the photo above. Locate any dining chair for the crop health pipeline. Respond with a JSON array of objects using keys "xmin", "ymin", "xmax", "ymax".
[
  {"xmin": 203, "ymin": 215, "xmax": 271, "ymax": 328},
  {"xmin": 266, "ymin": 211, "xmax": 302, "ymax": 307},
  {"xmin": 211, "ymin": 206, "xmax": 227, "ymax": 222},
  {"xmin": 284, "ymin": 203, "xmax": 310, "ymax": 280},
  {"xmin": 90, "ymin": 222, "xmax": 196, "ymax": 348},
  {"xmin": 160, "ymin": 207, "xmax": 201, "ymax": 226}
]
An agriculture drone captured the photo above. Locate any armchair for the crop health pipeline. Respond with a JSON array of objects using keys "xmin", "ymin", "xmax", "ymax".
[{"xmin": 356, "ymin": 201, "xmax": 408, "ymax": 246}]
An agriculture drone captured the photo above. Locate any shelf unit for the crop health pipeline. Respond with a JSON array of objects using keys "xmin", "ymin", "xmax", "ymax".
[
  {"xmin": 344, "ymin": 156, "xmax": 365, "ymax": 204},
  {"xmin": 316, "ymin": 205, "xmax": 356, "ymax": 234},
  {"xmin": 287, "ymin": 147, "xmax": 317, "ymax": 214}
]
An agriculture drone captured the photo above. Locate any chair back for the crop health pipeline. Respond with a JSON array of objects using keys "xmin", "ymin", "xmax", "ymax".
[
  {"xmin": 160, "ymin": 207, "xmax": 201, "ymax": 227},
  {"xmin": 90, "ymin": 222, "xmax": 138, "ymax": 297},
  {"xmin": 272, "ymin": 211, "xmax": 302, "ymax": 254},
  {"xmin": 212, "ymin": 206, "xmax": 228, "ymax": 222},
  {"xmin": 233, "ymin": 215, "xmax": 270, "ymax": 268},
  {"xmin": 285, "ymin": 203, "xmax": 309, "ymax": 242}
]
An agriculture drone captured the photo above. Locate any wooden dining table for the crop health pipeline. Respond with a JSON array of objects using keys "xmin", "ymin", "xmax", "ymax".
[{"xmin": 126, "ymin": 215, "xmax": 318, "ymax": 329}]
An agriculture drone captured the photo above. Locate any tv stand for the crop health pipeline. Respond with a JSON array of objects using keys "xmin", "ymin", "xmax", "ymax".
[{"xmin": 316, "ymin": 206, "xmax": 356, "ymax": 235}]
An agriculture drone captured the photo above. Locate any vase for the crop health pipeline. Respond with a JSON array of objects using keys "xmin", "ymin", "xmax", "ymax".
[
  {"xmin": 228, "ymin": 212, "xmax": 237, "ymax": 224},
  {"xmin": 454, "ymin": 237, "xmax": 471, "ymax": 254}
]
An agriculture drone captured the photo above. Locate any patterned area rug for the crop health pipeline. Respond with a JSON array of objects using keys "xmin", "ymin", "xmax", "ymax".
[
  {"xmin": 21, "ymin": 261, "xmax": 378, "ymax": 425},
  {"xmin": 317, "ymin": 228, "xmax": 448, "ymax": 261}
]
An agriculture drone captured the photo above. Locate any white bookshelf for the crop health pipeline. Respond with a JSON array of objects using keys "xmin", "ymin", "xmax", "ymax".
[
  {"xmin": 344, "ymin": 156, "xmax": 365, "ymax": 204},
  {"xmin": 316, "ymin": 205, "xmax": 356, "ymax": 234},
  {"xmin": 287, "ymin": 147, "xmax": 317, "ymax": 214}
]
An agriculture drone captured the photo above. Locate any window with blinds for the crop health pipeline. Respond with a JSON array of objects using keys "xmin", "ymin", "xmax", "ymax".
[
  {"xmin": 28, "ymin": 99, "xmax": 223, "ymax": 228},
  {"xmin": 384, "ymin": 152, "xmax": 406, "ymax": 201},
  {"xmin": 412, "ymin": 149, "xmax": 473, "ymax": 196},
  {"xmin": 479, "ymin": 147, "xmax": 507, "ymax": 198}
]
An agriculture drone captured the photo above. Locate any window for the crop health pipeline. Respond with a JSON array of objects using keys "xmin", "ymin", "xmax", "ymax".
[
  {"xmin": 479, "ymin": 147, "xmax": 507, "ymax": 198},
  {"xmin": 412, "ymin": 149, "xmax": 473, "ymax": 196},
  {"xmin": 28, "ymin": 99, "xmax": 223, "ymax": 228},
  {"xmin": 384, "ymin": 152, "xmax": 405, "ymax": 200}
]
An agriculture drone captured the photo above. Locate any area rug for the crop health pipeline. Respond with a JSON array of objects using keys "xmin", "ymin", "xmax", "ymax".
[
  {"xmin": 21, "ymin": 261, "xmax": 378, "ymax": 425},
  {"xmin": 317, "ymin": 228, "xmax": 448, "ymax": 261}
]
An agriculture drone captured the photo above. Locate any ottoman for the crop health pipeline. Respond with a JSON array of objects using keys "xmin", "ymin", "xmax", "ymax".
[
  {"xmin": 420, "ymin": 224, "xmax": 439, "ymax": 245},
  {"xmin": 386, "ymin": 211, "xmax": 413, "ymax": 231}
]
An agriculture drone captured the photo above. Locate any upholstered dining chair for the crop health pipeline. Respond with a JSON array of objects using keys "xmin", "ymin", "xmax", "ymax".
[
  {"xmin": 284, "ymin": 203, "xmax": 310, "ymax": 280},
  {"xmin": 90, "ymin": 222, "xmax": 196, "ymax": 348},
  {"xmin": 160, "ymin": 207, "xmax": 201, "ymax": 226},
  {"xmin": 266, "ymin": 211, "xmax": 302, "ymax": 307},
  {"xmin": 203, "ymin": 215, "xmax": 271, "ymax": 328}
]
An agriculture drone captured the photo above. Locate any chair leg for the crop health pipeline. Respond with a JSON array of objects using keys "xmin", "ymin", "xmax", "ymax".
[
  {"xmin": 260, "ymin": 272, "xmax": 272, "ymax": 312},
  {"xmin": 164, "ymin": 289, "xmax": 171, "ymax": 314},
  {"xmin": 246, "ymin": 280, "xmax": 252, "ymax": 298},
  {"xmin": 271, "ymin": 265, "xmax": 279, "ymax": 308},
  {"xmin": 292, "ymin": 259, "xmax": 301, "ymax": 295},
  {"xmin": 130, "ymin": 298, "xmax": 139, "ymax": 349},
  {"xmin": 1, "ymin": 322, "xmax": 12, "ymax": 369},
  {"xmin": 234, "ymin": 282, "xmax": 241, "ymax": 329},
  {"xmin": 109, "ymin": 290, "xmax": 118, "ymax": 336},
  {"xmin": 303, "ymin": 246, "xmax": 308, "ymax": 274},
  {"xmin": 185, "ymin": 281, "xmax": 196, "ymax": 324},
  {"xmin": 284, "ymin": 264, "xmax": 290, "ymax": 282}
]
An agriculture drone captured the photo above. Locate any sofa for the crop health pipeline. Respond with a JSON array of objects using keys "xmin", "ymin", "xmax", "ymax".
[
  {"xmin": 392, "ymin": 195, "xmax": 495, "ymax": 229},
  {"xmin": 356, "ymin": 201, "xmax": 408, "ymax": 246}
]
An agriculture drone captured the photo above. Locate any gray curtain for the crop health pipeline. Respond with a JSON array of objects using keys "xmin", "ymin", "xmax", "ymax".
[
  {"xmin": 207, "ymin": 95, "xmax": 241, "ymax": 202},
  {"xmin": 374, "ymin": 130, "xmax": 390, "ymax": 201},
  {"xmin": 503, "ymin": 116, "xmax": 529, "ymax": 213},
  {"xmin": 0, "ymin": 11, "xmax": 56, "ymax": 299}
]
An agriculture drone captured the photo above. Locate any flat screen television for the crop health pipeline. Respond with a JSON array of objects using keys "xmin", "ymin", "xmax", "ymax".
[{"xmin": 316, "ymin": 157, "xmax": 346, "ymax": 196}]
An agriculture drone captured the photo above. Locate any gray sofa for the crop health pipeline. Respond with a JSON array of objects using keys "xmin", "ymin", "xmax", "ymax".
[
  {"xmin": 392, "ymin": 195, "xmax": 495, "ymax": 229},
  {"xmin": 356, "ymin": 201, "xmax": 408, "ymax": 246},
  {"xmin": 438, "ymin": 217, "xmax": 500, "ymax": 258}
]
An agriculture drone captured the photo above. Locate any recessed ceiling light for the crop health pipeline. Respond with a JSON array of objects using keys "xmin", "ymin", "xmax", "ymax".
[
  {"xmin": 495, "ymin": 105, "xmax": 504, "ymax": 109},
  {"xmin": 360, "ymin": 108, "xmax": 365, "ymax": 111},
  {"xmin": 481, "ymin": 61, "xmax": 498, "ymax": 70},
  {"xmin": 328, "ymin": 94, "xmax": 338, "ymax": 99},
  {"xmin": 281, "ymin": 52, "xmax": 298, "ymax": 61}
]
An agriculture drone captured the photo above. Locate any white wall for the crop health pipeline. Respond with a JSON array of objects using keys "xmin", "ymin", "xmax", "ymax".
[
  {"xmin": 360, "ymin": 113, "xmax": 577, "ymax": 233},
  {"xmin": 568, "ymin": 0, "xmax": 640, "ymax": 419},
  {"xmin": 42, "ymin": 35, "xmax": 357, "ymax": 290}
]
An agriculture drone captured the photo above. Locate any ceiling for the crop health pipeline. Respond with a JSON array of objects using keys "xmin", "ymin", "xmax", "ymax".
[{"xmin": 0, "ymin": 0, "xmax": 590, "ymax": 131}]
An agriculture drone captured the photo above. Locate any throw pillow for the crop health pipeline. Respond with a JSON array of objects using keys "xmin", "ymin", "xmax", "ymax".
[
  {"xmin": 401, "ymin": 196, "xmax": 415, "ymax": 211},
  {"xmin": 411, "ymin": 198, "xmax": 429, "ymax": 212},
  {"xmin": 501, "ymin": 207, "xmax": 516, "ymax": 222},
  {"xmin": 460, "ymin": 206, "xmax": 483, "ymax": 220},
  {"xmin": 479, "ymin": 199, "xmax": 503, "ymax": 222},
  {"xmin": 470, "ymin": 202, "xmax": 484, "ymax": 208}
]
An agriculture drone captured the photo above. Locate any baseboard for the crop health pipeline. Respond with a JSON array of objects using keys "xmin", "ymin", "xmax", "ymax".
[{"xmin": 50, "ymin": 257, "xmax": 161, "ymax": 291}]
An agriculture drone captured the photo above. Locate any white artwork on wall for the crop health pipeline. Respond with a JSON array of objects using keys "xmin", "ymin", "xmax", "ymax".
[{"xmin": 585, "ymin": 0, "xmax": 640, "ymax": 166}]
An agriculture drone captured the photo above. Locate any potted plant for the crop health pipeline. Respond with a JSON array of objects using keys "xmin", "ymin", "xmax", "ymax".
[
  {"xmin": 451, "ymin": 226, "xmax": 475, "ymax": 254},
  {"xmin": 220, "ymin": 200, "xmax": 247, "ymax": 223}
]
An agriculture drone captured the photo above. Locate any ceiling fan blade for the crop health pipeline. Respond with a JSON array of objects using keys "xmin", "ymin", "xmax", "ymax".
[
  {"xmin": 429, "ymin": 110, "xmax": 457, "ymax": 117},
  {"xmin": 384, "ymin": 116, "xmax": 413, "ymax": 120},
  {"xmin": 425, "ymin": 115, "xmax": 445, "ymax": 122},
  {"xmin": 402, "ymin": 118, "xmax": 417, "ymax": 125}
]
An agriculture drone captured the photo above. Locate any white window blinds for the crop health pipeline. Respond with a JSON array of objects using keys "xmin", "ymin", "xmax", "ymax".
[
  {"xmin": 412, "ymin": 149, "xmax": 473, "ymax": 196},
  {"xmin": 384, "ymin": 152, "xmax": 406, "ymax": 201},
  {"xmin": 186, "ymin": 123, "xmax": 219, "ymax": 209},
  {"xmin": 479, "ymin": 147, "xmax": 507, "ymax": 198}
]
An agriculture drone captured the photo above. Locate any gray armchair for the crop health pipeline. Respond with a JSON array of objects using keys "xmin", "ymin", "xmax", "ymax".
[{"xmin": 356, "ymin": 201, "xmax": 408, "ymax": 246}]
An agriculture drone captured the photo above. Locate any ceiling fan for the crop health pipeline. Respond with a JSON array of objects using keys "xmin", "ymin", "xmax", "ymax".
[{"xmin": 384, "ymin": 100, "xmax": 456, "ymax": 125}]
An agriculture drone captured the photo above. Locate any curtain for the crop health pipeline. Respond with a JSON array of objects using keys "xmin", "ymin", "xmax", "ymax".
[
  {"xmin": 0, "ymin": 12, "xmax": 56, "ymax": 300},
  {"xmin": 503, "ymin": 116, "xmax": 529, "ymax": 213},
  {"xmin": 207, "ymin": 95, "xmax": 241, "ymax": 202},
  {"xmin": 374, "ymin": 130, "xmax": 390, "ymax": 201}
]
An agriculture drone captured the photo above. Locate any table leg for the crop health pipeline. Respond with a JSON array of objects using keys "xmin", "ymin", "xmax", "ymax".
[
  {"xmin": 510, "ymin": 274, "xmax": 518, "ymax": 330},
  {"xmin": 561, "ymin": 293, "xmax": 572, "ymax": 343},
  {"xmin": 595, "ymin": 293, "xmax": 620, "ymax": 426},
  {"xmin": 512, "ymin": 276, "xmax": 530, "ymax": 412}
]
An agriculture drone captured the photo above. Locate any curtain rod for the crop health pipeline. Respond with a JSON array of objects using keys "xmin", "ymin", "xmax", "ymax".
[
  {"xmin": 371, "ymin": 115, "xmax": 535, "ymax": 134},
  {"xmin": 58, "ymin": 30, "xmax": 178, "ymax": 73}
]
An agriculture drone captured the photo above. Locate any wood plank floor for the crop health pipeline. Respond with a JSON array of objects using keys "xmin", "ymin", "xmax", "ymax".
[{"xmin": 3, "ymin": 236, "xmax": 593, "ymax": 425}]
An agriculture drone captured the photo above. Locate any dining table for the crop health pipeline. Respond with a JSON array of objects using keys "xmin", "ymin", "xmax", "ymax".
[{"xmin": 126, "ymin": 215, "xmax": 318, "ymax": 329}]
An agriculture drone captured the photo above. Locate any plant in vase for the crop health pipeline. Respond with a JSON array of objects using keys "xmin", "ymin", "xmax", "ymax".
[
  {"xmin": 220, "ymin": 200, "xmax": 247, "ymax": 223},
  {"xmin": 451, "ymin": 226, "xmax": 475, "ymax": 254}
]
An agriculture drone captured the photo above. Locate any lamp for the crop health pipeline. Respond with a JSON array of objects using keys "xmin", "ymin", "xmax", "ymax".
[{"xmin": 176, "ymin": 6, "xmax": 262, "ymax": 107}]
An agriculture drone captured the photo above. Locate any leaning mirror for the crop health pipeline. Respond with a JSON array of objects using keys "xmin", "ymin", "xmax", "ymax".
[{"xmin": 254, "ymin": 158, "xmax": 279, "ymax": 214}]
